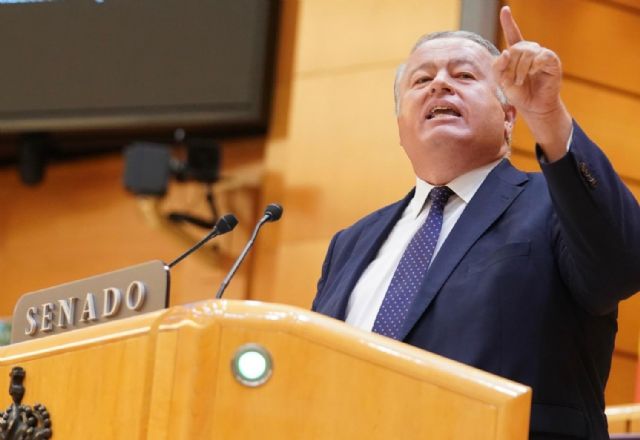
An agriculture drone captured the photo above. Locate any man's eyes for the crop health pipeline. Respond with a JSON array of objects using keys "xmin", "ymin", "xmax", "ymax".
[
  {"xmin": 411, "ymin": 72, "xmax": 475, "ymax": 86},
  {"xmin": 456, "ymin": 72, "xmax": 475, "ymax": 79},
  {"xmin": 411, "ymin": 76, "xmax": 432, "ymax": 86}
]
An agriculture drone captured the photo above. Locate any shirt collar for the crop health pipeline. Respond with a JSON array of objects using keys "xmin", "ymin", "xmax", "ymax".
[{"xmin": 408, "ymin": 158, "xmax": 503, "ymax": 218}]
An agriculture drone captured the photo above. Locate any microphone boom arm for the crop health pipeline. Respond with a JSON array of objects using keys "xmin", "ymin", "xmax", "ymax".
[
  {"xmin": 215, "ymin": 215, "xmax": 268, "ymax": 299},
  {"xmin": 168, "ymin": 214, "xmax": 238, "ymax": 269},
  {"xmin": 215, "ymin": 203, "xmax": 282, "ymax": 299}
]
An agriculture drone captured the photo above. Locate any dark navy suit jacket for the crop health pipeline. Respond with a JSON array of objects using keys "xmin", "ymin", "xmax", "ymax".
[{"xmin": 312, "ymin": 123, "xmax": 640, "ymax": 439}]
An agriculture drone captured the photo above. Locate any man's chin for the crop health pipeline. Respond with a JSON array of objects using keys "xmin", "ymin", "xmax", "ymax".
[{"xmin": 420, "ymin": 129, "xmax": 471, "ymax": 148}]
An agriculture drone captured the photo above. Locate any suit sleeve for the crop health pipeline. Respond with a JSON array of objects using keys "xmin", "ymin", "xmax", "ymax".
[
  {"xmin": 538, "ymin": 121, "xmax": 640, "ymax": 315},
  {"xmin": 311, "ymin": 230, "xmax": 341, "ymax": 311}
]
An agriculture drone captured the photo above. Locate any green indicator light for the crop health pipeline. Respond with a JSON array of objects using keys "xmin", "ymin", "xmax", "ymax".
[
  {"xmin": 238, "ymin": 351, "xmax": 267, "ymax": 380},
  {"xmin": 232, "ymin": 343, "xmax": 273, "ymax": 387}
]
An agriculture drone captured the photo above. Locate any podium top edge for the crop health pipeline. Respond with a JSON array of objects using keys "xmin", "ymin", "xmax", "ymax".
[{"xmin": 0, "ymin": 299, "xmax": 531, "ymax": 405}]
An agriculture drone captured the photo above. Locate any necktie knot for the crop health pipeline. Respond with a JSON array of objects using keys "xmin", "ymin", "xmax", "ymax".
[{"xmin": 429, "ymin": 186, "xmax": 453, "ymax": 209}]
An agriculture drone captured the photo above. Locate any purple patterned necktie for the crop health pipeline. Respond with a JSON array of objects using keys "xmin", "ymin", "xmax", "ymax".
[{"xmin": 372, "ymin": 186, "xmax": 453, "ymax": 339}]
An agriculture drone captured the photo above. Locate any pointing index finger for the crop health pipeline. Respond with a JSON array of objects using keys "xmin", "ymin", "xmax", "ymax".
[{"xmin": 500, "ymin": 6, "xmax": 524, "ymax": 46}]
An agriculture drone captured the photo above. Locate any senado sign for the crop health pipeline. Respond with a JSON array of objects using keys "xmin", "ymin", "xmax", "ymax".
[{"xmin": 11, "ymin": 260, "xmax": 169, "ymax": 343}]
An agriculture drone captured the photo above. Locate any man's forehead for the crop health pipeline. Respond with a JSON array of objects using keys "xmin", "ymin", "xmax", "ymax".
[{"xmin": 407, "ymin": 37, "xmax": 493, "ymax": 66}]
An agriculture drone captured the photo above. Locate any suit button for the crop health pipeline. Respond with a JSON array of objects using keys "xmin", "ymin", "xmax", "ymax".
[{"xmin": 578, "ymin": 161, "xmax": 598, "ymax": 189}]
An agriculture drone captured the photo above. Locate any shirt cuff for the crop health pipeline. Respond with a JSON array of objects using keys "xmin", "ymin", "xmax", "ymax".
[{"xmin": 537, "ymin": 126, "xmax": 574, "ymax": 164}]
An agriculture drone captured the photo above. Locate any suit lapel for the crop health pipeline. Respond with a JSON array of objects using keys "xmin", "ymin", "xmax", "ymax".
[
  {"xmin": 325, "ymin": 191, "xmax": 413, "ymax": 320},
  {"xmin": 398, "ymin": 160, "xmax": 529, "ymax": 340}
]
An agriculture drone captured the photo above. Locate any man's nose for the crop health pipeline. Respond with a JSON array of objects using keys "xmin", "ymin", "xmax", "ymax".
[{"xmin": 430, "ymin": 73, "xmax": 454, "ymax": 95}]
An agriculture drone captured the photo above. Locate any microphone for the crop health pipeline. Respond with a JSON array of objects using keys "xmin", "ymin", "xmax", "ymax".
[
  {"xmin": 215, "ymin": 203, "xmax": 283, "ymax": 299},
  {"xmin": 167, "ymin": 213, "xmax": 238, "ymax": 268}
]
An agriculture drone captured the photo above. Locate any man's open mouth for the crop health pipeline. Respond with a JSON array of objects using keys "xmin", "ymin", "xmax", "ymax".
[{"xmin": 426, "ymin": 106, "xmax": 461, "ymax": 120}]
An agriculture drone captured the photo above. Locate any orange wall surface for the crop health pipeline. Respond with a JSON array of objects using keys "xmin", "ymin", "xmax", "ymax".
[
  {"xmin": 1, "ymin": 0, "xmax": 638, "ymax": 408},
  {"xmin": 0, "ymin": 138, "xmax": 264, "ymax": 312}
]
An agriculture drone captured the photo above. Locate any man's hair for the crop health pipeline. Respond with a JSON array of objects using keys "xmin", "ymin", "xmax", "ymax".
[{"xmin": 394, "ymin": 30, "xmax": 507, "ymax": 115}]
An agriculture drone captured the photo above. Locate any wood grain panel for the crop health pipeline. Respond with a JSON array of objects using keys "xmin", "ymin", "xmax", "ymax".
[
  {"xmin": 0, "ymin": 138, "xmax": 263, "ymax": 316},
  {"xmin": 0, "ymin": 300, "xmax": 531, "ymax": 439},
  {"xmin": 507, "ymin": 0, "xmax": 640, "ymax": 96},
  {"xmin": 606, "ymin": 352, "xmax": 638, "ymax": 405},
  {"xmin": 260, "ymin": 239, "xmax": 332, "ymax": 307},
  {"xmin": 277, "ymin": 67, "xmax": 414, "ymax": 243},
  {"xmin": 205, "ymin": 301, "xmax": 529, "ymax": 439},
  {"xmin": 606, "ymin": 0, "xmax": 640, "ymax": 10},
  {"xmin": 512, "ymin": 78, "xmax": 640, "ymax": 182},
  {"xmin": 509, "ymin": 150, "xmax": 542, "ymax": 173},
  {"xmin": 607, "ymin": 403, "xmax": 640, "ymax": 433},
  {"xmin": 0, "ymin": 312, "xmax": 162, "ymax": 439},
  {"xmin": 149, "ymin": 306, "xmax": 223, "ymax": 439},
  {"xmin": 295, "ymin": 0, "xmax": 460, "ymax": 74},
  {"xmin": 618, "ymin": 294, "xmax": 640, "ymax": 355},
  {"xmin": 214, "ymin": 328, "xmax": 499, "ymax": 439}
]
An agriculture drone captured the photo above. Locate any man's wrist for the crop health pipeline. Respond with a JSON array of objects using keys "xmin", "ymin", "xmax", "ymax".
[{"xmin": 521, "ymin": 102, "xmax": 573, "ymax": 163}]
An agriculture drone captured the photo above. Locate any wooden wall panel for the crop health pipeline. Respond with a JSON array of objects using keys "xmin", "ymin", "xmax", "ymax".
[
  {"xmin": 252, "ymin": 0, "xmax": 462, "ymax": 307},
  {"xmin": 0, "ymin": 139, "xmax": 264, "ymax": 316},
  {"xmin": 277, "ymin": 68, "xmax": 414, "ymax": 242},
  {"xmin": 258, "ymin": 240, "xmax": 330, "ymax": 306},
  {"xmin": 508, "ymin": 150, "xmax": 541, "ymax": 173},
  {"xmin": 608, "ymin": 0, "xmax": 640, "ymax": 11},
  {"xmin": 295, "ymin": 0, "xmax": 460, "ymax": 74},
  {"xmin": 606, "ymin": 353, "xmax": 638, "ymax": 404},
  {"xmin": 512, "ymin": 78, "xmax": 640, "ymax": 182},
  {"xmin": 508, "ymin": 0, "xmax": 640, "ymax": 96},
  {"xmin": 618, "ymin": 295, "xmax": 640, "ymax": 354}
]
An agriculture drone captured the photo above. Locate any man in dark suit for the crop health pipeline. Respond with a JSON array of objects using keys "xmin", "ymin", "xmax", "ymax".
[{"xmin": 312, "ymin": 7, "xmax": 640, "ymax": 439}]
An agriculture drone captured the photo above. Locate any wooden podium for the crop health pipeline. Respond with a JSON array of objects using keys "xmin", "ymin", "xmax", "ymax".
[{"xmin": 0, "ymin": 300, "xmax": 531, "ymax": 438}]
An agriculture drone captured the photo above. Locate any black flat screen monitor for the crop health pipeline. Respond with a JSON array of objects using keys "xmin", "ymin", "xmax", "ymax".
[{"xmin": 0, "ymin": 0, "xmax": 279, "ymax": 135}]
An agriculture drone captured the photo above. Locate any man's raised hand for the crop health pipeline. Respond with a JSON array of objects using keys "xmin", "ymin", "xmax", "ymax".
[{"xmin": 492, "ymin": 6, "xmax": 572, "ymax": 160}]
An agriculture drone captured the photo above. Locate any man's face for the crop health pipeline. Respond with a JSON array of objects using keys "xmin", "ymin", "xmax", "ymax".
[{"xmin": 396, "ymin": 37, "xmax": 514, "ymax": 181}]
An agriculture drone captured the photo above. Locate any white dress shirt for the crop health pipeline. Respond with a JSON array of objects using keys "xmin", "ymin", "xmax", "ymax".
[{"xmin": 345, "ymin": 158, "xmax": 502, "ymax": 331}]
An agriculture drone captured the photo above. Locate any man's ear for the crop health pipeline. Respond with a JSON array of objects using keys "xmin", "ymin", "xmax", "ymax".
[{"xmin": 504, "ymin": 104, "xmax": 516, "ymax": 143}]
